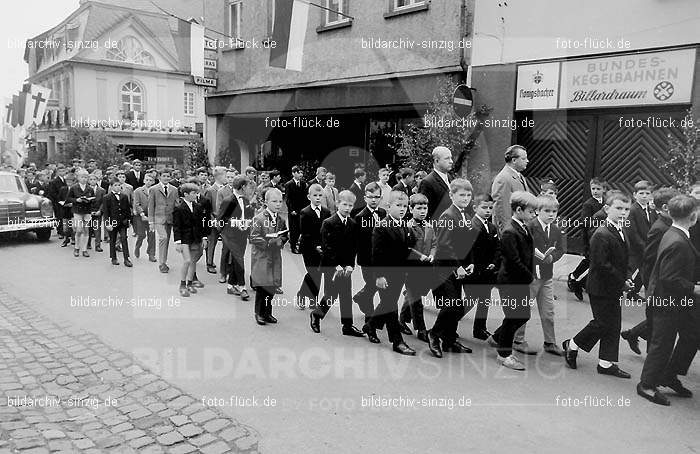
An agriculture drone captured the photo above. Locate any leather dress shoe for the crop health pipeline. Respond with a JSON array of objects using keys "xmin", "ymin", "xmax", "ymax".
[
  {"xmin": 191, "ymin": 280, "xmax": 205, "ymax": 288},
  {"xmin": 342, "ymin": 325, "xmax": 365, "ymax": 337},
  {"xmin": 637, "ymin": 383, "xmax": 670, "ymax": 406},
  {"xmin": 73, "ymin": 249, "xmax": 80, "ymax": 257},
  {"xmin": 124, "ymin": 259, "xmax": 133, "ymax": 267},
  {"xmin": 444, "ymin": 340, "xmax": 472, "ymax": 353},
  {"xmin": 473, "ymin": 328, "xmax": 492, "ymax": 341},
  {"xmin": 159, "ymin": 264, "xmax": 169, "ymax": 273},
  {"xmin": 218, "ymin": 276, "xmax": 227, "ymax": 283},
  {"xmin": 82, "ymin": 251, "xmax": 90, "ymax": 257},
  {"xmin": 207, "ymin": 264, "xmax": 217, "ymax": 274},
  {"xmin": 240, "ymin": 289, "xmax": 250, "ymax": 301},
  {"xmin": 362, "ymin": 324, "xmax": 380, "ymax": 343},
  {"xmin": 513, "ymin": 341, "xmax": 538, "ymax": 355},
  {"xmin": 263, "ymin": 314, "xmax": 277, "ymax": 324},
  {"xmin": 544, "ymin": 343, "xmax": 564, "ymax": 356},
  {"xmin": 227, "ymin": 287, "xmax": 241, "ymax": 295},
  {"xmin": 661, "ymin": 377, "xmax": 693, "ymax": 397},
  {"xmin": 95, "ymin": 246, "xmax": 103, "ymax": 252},
  {"xmin": 597, "ymin": 364, "xmax": 631, "ymax": 379},
  {"xmin": 562, "ymin": 339, "xmax": 577, "ymax": 369},
  {"xmin": 61, "ymin": 240, "xmax": 69, "ymax": 247},
  {"xmin": 310, "ymin": 313, "xmax": 321, "ymax": 333},
  {"xmin": 111, "ymin": 259, "xmax": 119, "ymax": 266},
  {"xmin": 427, "ymin": 330, "xmax": 443, "ymax": 358},
  {"xmin": 620, "ymin": 330, "xmax": 641, "ymax": 355},
  {"xmin": 398, "ymin": 320, "xmax": 413, "ymax": 336},
  {"xmin": 179, "ymin": 286, "xmax": 190, "ymax": 297},
  {"xmin": 416, "ymin": 330, "xmax": 429, "ymax": 343},
  {"xmin": 255, "ymin": 314, "xmax": 266, "ymax": 325},
  {"xmin": 186, "ymin": 285, "xmax": 197, "ymax": 294},
  {"xmin": 392, "ymin": 342, "xmax": 416, "ymax": 356}
]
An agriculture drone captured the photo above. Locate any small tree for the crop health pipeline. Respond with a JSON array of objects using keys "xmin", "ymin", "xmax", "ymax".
[
  {"xmin": 183, "ymin": 138, "xmax": 209, "ymax": 171},
  {"xmin": 392, "ymin": 77, "xmax": 492, "ymax": 177},
  {"xmin": 215, "ymin": 145, "xmax": 238, "ymax": 168},
  {"xmin": 60, "ymin": 128, "xmax": 127, "ymax": 169},
  {"xmin": 656, "ymin": 109, "xmax": 699, "ymax": 193}
]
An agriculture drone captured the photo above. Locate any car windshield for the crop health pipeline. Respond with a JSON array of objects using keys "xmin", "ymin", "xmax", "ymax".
[{"xmin": 0, "ymin": 174, "xmax": 26, "ymax": 192}]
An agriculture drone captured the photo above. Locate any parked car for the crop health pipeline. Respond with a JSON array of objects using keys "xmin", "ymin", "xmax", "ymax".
[{"xmin": 0, "ymin": 170, "xmax": 57, "ymax": 241}]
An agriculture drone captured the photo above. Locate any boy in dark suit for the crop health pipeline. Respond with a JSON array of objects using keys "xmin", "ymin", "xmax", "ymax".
[
  {"xmin": 310, "ymin": 190, "xmax": 365, "ymax": 337},
  {"xmin": 87, "ymin": 173, "xmax": 105, "ymax": 253},
  {"xmin": 67, "ymin": 169, "xmax": 96, "ymax": 258},
  {"xmin": 249, "ymin": 188, "xmax": 288, "ymax": 325},
  {"xmin": 352, "ymin": 182, "xmax": 386, "ymax": 322},
  {"xmin": 392, "ymin": 168, "xmax": 415, "ymax": 196},
  {"xmin": 349, "ymin": 168, "xmax": 367, "ymax": 217},
  {"xmin": 173, "ymin": 183, "xmax": 210, "ymax": 297},
  {"xmin": 628, "ymin": 180, "xmax": 657, "ymax": 298},
  {"xmin": 486, "ymin": 191, "xmax": 537, "ymax": 370},
  {"xmin": 102, "ymin": 178, "xmax": 132, "ymax": 267},
  {"xmin": 363, "ymin": 190, "xmax": 416, "ymax": 355},
  {"xmin": 296, "ymin": 184, "xmax": 331, "ymax": 309},
  {"xmin": 465, "ymin": 193, "xmax": 501, "ymax": 342},
  {"xmin": 638, "ymin": 195, "xmax": 697, "ymax": 406},
  {"xmin": 48, "ymin": 164, "xmax": 68, "ymax": 238},
  {"xmin": 568, "ymin": 178, "xmax": 606, "ymax": 300},
  {"xmin": 57, "ymin": 171, "xmax": 75, "ymax": 247},
  {"xmin": 427, "ymin": 179, "xmax": 477, "ymax": 359},
  {"xmin": 398, "ymin": 193, "xmax": 436, "ymax": 342},
  {"xmin": 563, "ymin": 192, "xmax": 634, "ymax": 379},
  {"xmin": 284, "ymin": 165, "xmax": 307, "ymax": 254},
  {"xmin": 513, "ymin": 195, "xmax": 565, "ymax": 356}
]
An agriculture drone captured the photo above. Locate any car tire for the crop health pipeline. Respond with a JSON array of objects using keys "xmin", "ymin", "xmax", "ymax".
[{"xmin": 35, "ymin": 228, "xmax": 52, "ymax": 242}]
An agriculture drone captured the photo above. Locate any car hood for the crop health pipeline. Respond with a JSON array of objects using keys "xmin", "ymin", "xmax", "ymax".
[{"xmin": 0, "ymin": 191, "xmax": 48, "ymax": 208}]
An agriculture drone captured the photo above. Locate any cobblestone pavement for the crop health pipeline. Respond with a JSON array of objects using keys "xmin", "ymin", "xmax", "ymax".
[{"xmin": 0, "ymin": 288, "xmax": 259, "ymax": 453}]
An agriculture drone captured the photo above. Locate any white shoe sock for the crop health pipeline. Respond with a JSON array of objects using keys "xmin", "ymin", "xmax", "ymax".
[
  {"xmin": 569, "ymin": 339, "xmax": 579, "ymax": 351},
  {"xmin": 598, "ymin": 360, "xmax": 612, "ymax": 368}
]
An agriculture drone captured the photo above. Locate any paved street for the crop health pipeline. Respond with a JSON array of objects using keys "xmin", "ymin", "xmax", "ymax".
[{"xmin": 1, "ymin": 232, "xmax": 698, "ymax": 454}]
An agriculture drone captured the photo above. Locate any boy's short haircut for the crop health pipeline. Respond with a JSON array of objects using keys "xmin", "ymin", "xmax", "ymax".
[
  {"xmin": 667, "ymin": 195, "xmax": 696, "ymax": 220},
  {"xmin": 338, "ymin": 190, "xmax": 356, "ymax": 204},
  {"xmin": 364, "ymin": 181, "xmax": 380, "ymax": 194},
  {"xmin": 590, "ymin": 177, "xmax": 606, "ymax": 188},
  {"xmin": 291, "ymin": 165, "xmax": 301, "ymax": 173},
  {"xmin": 388, "ymin": 190, "xmax": 408, "ymax": 205},
  {"xmin": 537, "ymin": 195, "xmax": 559, "ymax": 210},
  {"xmin": 540, "ymin": 180, "xmax": 558, "ymax": 194},
  {"xmin": 265, "ymin": 187, "xmax": 283, "ymax": 202},
  {"xmin": 110, "ymin": 178, "xmax": 121, "ymax": 186},
  {"xmin": 399, "ymin": 168, "xmax": 415, "ymax": 179},
  {"xmin": 472, "ymin": 193, "xmax": 494, "ymax": 205},
  {"xmin": 354, "ymin": 168, "xmax": 366, "ymax": 179},
  {"xmin": 652, "ymin": 187, "xmax": 680, "ymax": 209},
  {"xmin": 449, "ymin": 178, "xmax": 473, "ymax": 195},
  {"xmin": 159, "ymin": 168, "xmax": 172, "ymax": 176},
  {"xmin": 605, "ymin": 190, "xmax": 631, "ymax": 206},
  {"xmin": 379, "ymin": 167, "xmax": 390, "ymax": 175},
  {"xmin": 75, "ymin": 169, "xmax": 89, "ymax": 177},
  {"xmin": 634, "ymin": 180, "xmax": 653, "ymax": 192},
  {"xmin": 308, "ymin": 183, "xmax": 323, "ymax": 194},
  {"xmin": 245, "ymin": 166, "xmax": 257, "ymax": 174},
  {"xmin": 115, "ymin": 170, "xmax": 126, "ymax": 177},
  {"xmin": 269, "ymin": 169, "xmax": 280, "ymax": 179},
  {"xmin": 180, "ymin": 183, "xmax": 199, "ymax": 195},
  {"xmin": 510, "ymin": 191, "xmax": 538, "ymax": 212},
  {"xmin": 409, "ymin": 193, "xmax": 429, "ymax": 207},
  {"xmin": 231, "ymin": 175, "xmax": 250, "ymax": 190},
  {"xmin": 185, "ymin": 177, "xmax": 199, "ymax": 184},
  {"xmin": 325, "ymin": 172, "xmax": 335, "ymax": 180}
]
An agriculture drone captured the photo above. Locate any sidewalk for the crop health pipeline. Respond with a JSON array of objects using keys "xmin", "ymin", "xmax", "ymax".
[{"xmin": 0, "ymin": 288, "xmax": 259, "ymax": 454}]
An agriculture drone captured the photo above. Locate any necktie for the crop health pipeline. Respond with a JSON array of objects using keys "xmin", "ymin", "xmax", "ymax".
[
  {"xmin": 483, "ymin": 220, "xmax": 489, "ymax": 234},
  {"xmin": 459, "ymin": 209, "xmax": 466, "ymax": 224},
  {"xmin": 372, "ymin": 210, "xmax": 380, "ymax": 224},
  {"xmin": 314, "ymin": 207, "xmax": 320, "ymax": 218},
  {"xmin": 164, "ymin": 186, "xmax": 168, "ymax": 197},
  {"xmin": 644, "ymin": 207, "xmax": 649, "ymax": 223},
  {"xmin": 617, "ymin": 227, "xmax": 625, "ymax": 242},
  {"xmin": 519, "ymin": 174, "xmax": 527, "ymax": 192}
]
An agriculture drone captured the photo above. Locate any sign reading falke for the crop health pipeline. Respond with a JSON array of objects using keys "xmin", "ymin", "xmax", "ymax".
[
  {"xmin": 515, "ymin": 62, "xmax": 560, "ymax": 111},
  {"xmin": 560, "ymin": 48, "xmax": 694, "ymax": 108}
]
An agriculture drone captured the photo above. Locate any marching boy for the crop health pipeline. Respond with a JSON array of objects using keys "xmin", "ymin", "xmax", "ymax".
[
  {"xmin": 296, "ymin": 184, "xmax": 331, "ymax": 309},
  {"xmin": 173, "ymin": 183, "xmax": 210, "ymax": 297},
  {"xmin": 249, "ymin": 188, "xmax": 288, "ymax": 325},
  {"xmin": 102, "ymin": 178, "xmax": 132, "ymax": 267}
]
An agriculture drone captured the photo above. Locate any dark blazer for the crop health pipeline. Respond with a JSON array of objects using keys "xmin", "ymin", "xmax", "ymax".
[
  {"xmin": 580, "ymin": 197, "xmax": 603, "ymax": 256},
  {"xmin": 465, "ymin": 215, "xmax": 501, "ymax": 284},
  {"xmin": 284, "ymin": 179, "xmax": 308, "ymax": 214},
  {"xmin": 354, "ymin": 206, "xmax": 386, "ymax": 266},
  {"xmin": 496, "ymin": 219, "xmax": 534, "ymax": 285},
  {"xmin": 372, "ymin": 216, "xmax": 415, "ymax": 278},
  {"xmin": 349, "ymin": 181, "xmax": 365, "ymax": 217},
  {"xmin": 628, "ymin": 202, "xmax": 658, "ymax": 267},
  {"xmin": 173, "ymin": 199, "xmax": 210, "ymax": 245},
  {"xmin": 102, "ymin": 192, "xmax": 131, "ymax": 229},
  {"xmin": 299, "ymin": 204, "xmax": 331, "ymax": 266},
  {"xmin": 57, "ymin": 185, "xmax": 73, "ymax": 218},
  {"xmin": 217, "ymin": 193, "xmax": 254, "ymax": 245},
  {"xmin": 647, "ymin": 226, "xmax": 696, "ymax": 310},
  {"xmin": 321, "ymin": 214, "xmax": 357, "ymax": 268},
  {"xmin": 91, "ymin": 185, "xmax": 106, "ymax": 216},
  {"xmin": 691, "ymin": 222, "xmax": 700, "ymax": 283},
  {"xmin": 47, "ymin": 176, "xmax": 67, "ymax": 203},
  {"xmin": 30, "ymin": 181, "xmax": 49, "ymax": 197},
  {"xmin": 418, "ymin": 169, "xmax": 450, "ymax": 221},
  {"xmin": 434, "ymin": 204, "xmax": 473, "ymax": 273},
  {"xmin": 641, "ymin": 216, "xmax": 673, "ymax": 287},
  {"xmin": 527, "ymin": 218, "xmax": 565, "ymax": 280},
  {"xmin": 392, "ymin": 181, "xmax": 411, "ymax": 196},
  {"xmin": 587, "ymin": 222, "xmax": 629, "ymax": 296},
  {"xmin": 67, "ymin": 184, "xmax": 95, "ymax": 215},
  {"xmin": 125, "ymin": 170, "xmax": 145, "ymax": 189}
]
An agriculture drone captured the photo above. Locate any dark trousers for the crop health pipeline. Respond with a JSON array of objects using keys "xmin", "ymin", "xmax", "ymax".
[
  {"xmin": 493, "ymin": 284, "xmax": 531, "ymax": 357},
  {"xmin": 354, "ymin": 266, "xmax": 378, "ymax": 315},
  {"xmin": 368, "ymin": 272, "xmax": 405, "ymax": 345},
  {"xmin": 399, "ymin": 269, "xmax": 431, "ymax": 331},
  {"xmin": 470, "ymin": 283, "xmax": 494, "ymax": 333},
  {"xmin": 133, "ymin": 216, "xmax": 155, "ymax": 257},
  {"xmin": 573, "ymin": 294, "xmax": 622, "ymax": 362},
  {"xmin": 298, "ymin": 251, "xmax": 322, "ymax": 302},
  {"xmin": 205, "ymin": 228, "xmax": 219, "ymax": 266},
  {"xmin": 628, "ymin": 319, "xmax": 649, "ymax": 341},
  {"xmin": 571, "ymin": 257, "xmax": 589, "ymax": 282},
  {"xmin": 640, "ymin": 307, "xmax": 698, "ymax": 387},
  {"xmin": 288, "ymin": 212, "xmax": 300, "ymax": 249},
  {"xmin": 313, "ymin": 271, "xmax": 354, "ymax": 326},
  {"xmin": 108, "ymin": 226, "xmax": 129, "ymax": 260},
  {"xmin": 431, "ymin": 274, "xmax": 475, "ymax": 346},
  {"xmin": 225, "ymin": 237, "xmax": 247, "ymax": 287},
  {"xmin": 88, "ymin": 215, "xmax": 102, "ymax": 248},
  {"xmin": 219, "ymin": 242, "xmax": 231, "ymax": 279},
  {"xmin": 254, "ymin": 286, "xmax": 275, "ymax": 317}
]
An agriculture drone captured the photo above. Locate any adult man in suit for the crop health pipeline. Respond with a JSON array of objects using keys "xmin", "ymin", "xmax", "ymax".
[
  {"xmin": 419, "ymin": 146, "xmax": 453, "ymax": 221},
  {"xmin": 491, "ymin": 145, "xmax": 530, "ymax": 232},
  {"xmin": 297, "ymin": 184, "xmax": 331, "ymax": 308},
  {"xmin": 102, "ymin": 178, "xmax": 132, "ymax": 267},
  {"xmin": 125, "ymin": 159, "xmax": 145, "ymax": 189},
  {"xmin": 563, "ymin": 192, "xmax": 634, "ymax": 379},
  {"xmin": 148, "ymin": 168, "xmax": 179, "ymax": 273},
  {"xmin": 204, "ymin": 166, "xmax": 227, "ymax": 274},
  {"xmin": 638, "ymin": 195, "xmax": 698, "ymax": 406},
  {"xmin": 48, "ymin": 165, "xmax": 68, "ymax": 237},
  {"xmin": 349, "ymin": 168, "xmax": 367, "ymax": 217},
  {"xmin": 217, "ymin": 176, "xmax": 256, "ymax": 300},
  {"xmin": 284, "ymin": 165, "xmax": 308, "ymax": 254}
]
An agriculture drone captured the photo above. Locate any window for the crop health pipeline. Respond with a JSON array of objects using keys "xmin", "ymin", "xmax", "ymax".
[
  {"xmin": 228, "ymin": 1, "xmax": 242, "ymax": 39},
  {"xmin": 325, "ymin": 0, "xmax": 349, "ymax": 25},
  {"xmin": 184, "ymin": 92, "xmax": 195, "ymax": 116},
  {"xmin": 394, "ymin": 0, "xmax": 425, "ymax": 9},
  {"xmin": 106, "ymin": 36, "xmax": 155, "ymax": 65},
  {"xmin": 385, "ymin": 0, "xmax": 428, "ymax": 18},
  {"xmin": 120, "ymin": 81, "xmax": 143, "ymax": 119}
]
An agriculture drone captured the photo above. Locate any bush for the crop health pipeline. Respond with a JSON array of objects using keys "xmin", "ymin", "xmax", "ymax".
[
  {"xmin": 58, "ymin": 128, "xmax": 127, "ymax": 169},
  {"xmin": 656, "ymin": 109, "xmax": 699, "ymax": 193}
]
